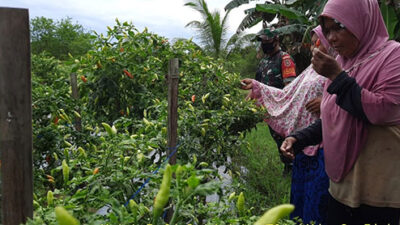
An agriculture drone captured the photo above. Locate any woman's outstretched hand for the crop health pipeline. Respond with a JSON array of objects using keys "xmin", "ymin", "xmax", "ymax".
[
  {"xmin": 240, "ymin": 78, "xmax": 253, "ymax": 90},
  {"xmin": 312, "ymin": 48, "xmax": 342, "ymax": 80},
  {"xmin": 280, "ymin": 137, "xmax": 297, "ymax": 160}
]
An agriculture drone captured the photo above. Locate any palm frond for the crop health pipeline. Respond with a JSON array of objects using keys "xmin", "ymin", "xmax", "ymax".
[
  {"xmin": 185, "ymin": 0, "xmax": 233, "ymax": 57},
  {"xmin": 185, "ymin": 20, "xmax": 202, "ymax": 28}
]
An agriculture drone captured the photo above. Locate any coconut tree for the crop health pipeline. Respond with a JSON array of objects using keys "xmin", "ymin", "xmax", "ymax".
[
  {"xmin": 184, "ymin": 0, "xmax": 231, "ymax": 58},
  {"xmin": 185, "ymin": 0, "xmax": 257, "ymax": 60}
]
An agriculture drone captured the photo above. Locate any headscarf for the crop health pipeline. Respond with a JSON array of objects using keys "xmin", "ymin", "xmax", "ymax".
[
  {"xmin": 250, "ymin": 25, "xmax": 330, "ymax": 156},
  {"xmin": 320, "ymin": 0, "xmax": 400, "ymax": 182}
]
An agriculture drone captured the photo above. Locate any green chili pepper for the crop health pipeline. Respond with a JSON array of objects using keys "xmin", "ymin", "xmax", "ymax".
[
  {"xmin": 236, "ymin": 192, "xmax": 245, "ymax": 216},
  {"xmin": 78, "ymin": 147, "xmax": 87, "ymax": 158},
  {"xmin": 64, "ymin": 148, "xmax": 69, "ymax": 162},
  {"xmin": 201, "ymin": 93, "xmax": 210, "ymax": 103},
  {"xmin": 64, "ymin": 141, "xmax": 72, "ymax": 147},
  {"xmin": 254, "ymin": 204, "xmax": 295, "ymax": 225},
  {"xmin": 176, "ymin": 165, "xmax": 183, "ymax": 182},
  {"xmin": 62, "ymin": 159, "xmax": 69, "ymax": 184},
  {"xmin": 55, "ymin": 206, "xmax": 80, "ymax": 225},
  {"xmin": 33, "ymin": 200, "xmax": 40, "ymax": 210},
  {"xmin": 228, "ymin": 192, "xmax": 236, "ymax": 202},
  {"xmin": 101, "ymin": 122, "xmax": 116, "ymax": 136},
  {"xmin": 153, "ymin": 164, "xmax": 172, "ymax": 221},
  {"xmin": 73, "ymin": 111, "xmax": 81, "ymax": 119},
  {"xmin": 199, "ymin": 162, "xmax": 208, "ymax": 167},
  {"xmin": 47, "ymin": 190, "xmax": 54, "ymax": 206},
  {"xmin": 53, "ymin": 152, "xmax": 59, "ymax": 161},
  {"xmin": 129, "ymin": 199, "xmax": 139, "ymax": 222}
]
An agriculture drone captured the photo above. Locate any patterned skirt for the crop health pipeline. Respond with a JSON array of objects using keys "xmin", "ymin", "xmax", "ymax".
[{"xmin": 290, "ymin": 148, "xmax": 329, "ymax": 225}]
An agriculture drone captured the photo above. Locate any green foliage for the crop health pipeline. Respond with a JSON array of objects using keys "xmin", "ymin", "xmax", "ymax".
[
  {"xmin": 225, "ymin": 45, "xmax": 259, "ymax": 79},
  {"xmin": 75, "ymin": 21, "xmax": 171, "ymax": 123},
  {"xmin": 30, "ymin": 17, "xmax": 93, "ymax": 60},
  {"xmin": 381, "ymin": 0, "xmax": 400, "ymax": 40},
  {"xmin": 31, "ymin": 53, "xmax": 78, "ymax": 170},
  {"xmin": 231, "ymin": 123, "xmax": 291, "ymax": 215}
]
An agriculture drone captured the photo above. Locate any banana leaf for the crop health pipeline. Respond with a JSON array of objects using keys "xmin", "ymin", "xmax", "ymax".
[
  {"xmin": 225, "ymin": 0, "xmax": 250, "ymax": 11},
  {"xmin": 273, "ymin": 24, "xmax": 307, "ymax": 36},
  {"xmin": 255, "ymin": 4, "xmax": 310, "ymax": 24},
  {"xmin": 236, "ymin": 13, "xmax": 264, "ymax": 33},
  {"xmin": 381, "ymin": 0, "xmax": 399, "ymax": 39}
]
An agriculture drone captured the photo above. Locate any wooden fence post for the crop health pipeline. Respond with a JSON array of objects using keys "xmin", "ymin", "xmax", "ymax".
[
  {"xmin": 166, "ymin": 58, "xmax": 179, "ymax": 222},
  {"xmin": 70, "ymin": 73, "xmax": 81, "ymax": 131},
  {"xmin": 0, "ymin": 7, "xmax": 33, "ymax": 225},
  {"xmin": 167, "ymin": 58, "xmax": 179, "ymax": 165}
]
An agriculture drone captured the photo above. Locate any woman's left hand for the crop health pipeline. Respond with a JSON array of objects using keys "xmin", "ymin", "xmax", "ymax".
[
  {"xmin": 312, "ymin": 48, "xmax": 342, "ymax": 80},
  {"xmin": 280, "ymin": 137, "xmax": 297, "ymax": 160},
  {"xmin": 240, "ymin": 78, "xmax": 253, "ymax": 90}
]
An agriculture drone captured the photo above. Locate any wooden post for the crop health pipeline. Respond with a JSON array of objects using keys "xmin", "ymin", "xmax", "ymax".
[
  {"xmin": 70, "ymin": 73, "xmax": 81, "ymax": 131},
  {"xmin": 166, "ymin": 58, "xmax": 179, "ymax": 222},
  {"xmin": 0, "ymin": 7, "xmax": 33, "ymax": 225},
  {"xmin": 167, "ymin": 58, "xmax": 179, "ymax": 165}
]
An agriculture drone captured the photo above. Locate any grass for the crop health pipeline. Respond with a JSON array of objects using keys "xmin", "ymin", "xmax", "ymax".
[{"xmin": 232, "ymin": 122, "xmax": 291, "ymax": 215}]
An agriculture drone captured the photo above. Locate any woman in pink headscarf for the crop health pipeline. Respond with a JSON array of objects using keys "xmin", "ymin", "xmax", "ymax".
[
  {"xmin": 241, "ymin": 26, "xmax": 333, "ymax": 224},
  {"xmin": 281, "ymin": 0, "xmax": 400, "ymax": 224}
]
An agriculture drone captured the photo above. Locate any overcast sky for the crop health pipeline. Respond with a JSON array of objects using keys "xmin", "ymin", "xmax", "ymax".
[{"xmin": 2, "ymin": 0, "xmax": 264, "ymax": 43}]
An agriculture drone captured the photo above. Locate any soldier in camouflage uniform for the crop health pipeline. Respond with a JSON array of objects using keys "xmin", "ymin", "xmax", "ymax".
[{"xmin": 255, "ymin": 28, "xmax": 297, "ymax": 175}]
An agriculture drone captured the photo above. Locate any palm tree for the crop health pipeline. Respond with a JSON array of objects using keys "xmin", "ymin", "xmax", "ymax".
[
  {"xmin": 185, "ymin": 0, "xmax": 257, "ymax": 59},
  {"xmin": 184, "ymin": 0, "xmax": 231, "ymax": 58}
]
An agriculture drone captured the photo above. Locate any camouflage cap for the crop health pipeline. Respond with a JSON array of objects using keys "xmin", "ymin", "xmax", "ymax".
[{"xmin": 255, "ymin": 28, "xmax": 278, "ymax": 41}]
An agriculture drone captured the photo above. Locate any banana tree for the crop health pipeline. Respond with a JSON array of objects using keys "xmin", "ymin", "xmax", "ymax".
[
  {"xmin": 225, "ymin": 0, "xmax": 278, "ymax": 33},
  {"xmin": 224, "ymin": 0, "xmax": 328, "ymax": 73},
  {"xmin": 380, "ymin": 0, "xmax": 400, "ymax": 41}
]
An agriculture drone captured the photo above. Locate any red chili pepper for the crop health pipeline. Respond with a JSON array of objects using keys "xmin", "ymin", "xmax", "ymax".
[
  {"xmin": 93, "ymin": 168, "xmax": 99, "ymax": 175},
  {"xmin": 80, "ymin": 75, "xmax": 87, "ymax": 83},
  {"xmin": 53, "ymin": 116, "xmax": 59, "ymax": 125},
  {"xmin": 191, "ymin": 95, "xmax": 196, "ymax": 103},
  {"xmin": 120, "ymin": 47, "xmax": 124, "ymax": 52},
  {"xmin": 316, "ymin": 39, "xmax": 321, "ymax": 48},
  {"xmin": 123, "ymin": 70, "xmax": 133, "ymax": 79}
]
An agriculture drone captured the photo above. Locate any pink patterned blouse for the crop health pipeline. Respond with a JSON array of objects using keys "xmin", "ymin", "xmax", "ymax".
[{"xmin": 250, "ymin": 65, "xmax": 326, "ymax": 156}]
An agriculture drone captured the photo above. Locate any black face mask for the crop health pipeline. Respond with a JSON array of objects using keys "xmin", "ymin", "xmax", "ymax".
[{"xmin": 261, "ymin": 41, "xmax": 276, "ymax": 54}]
